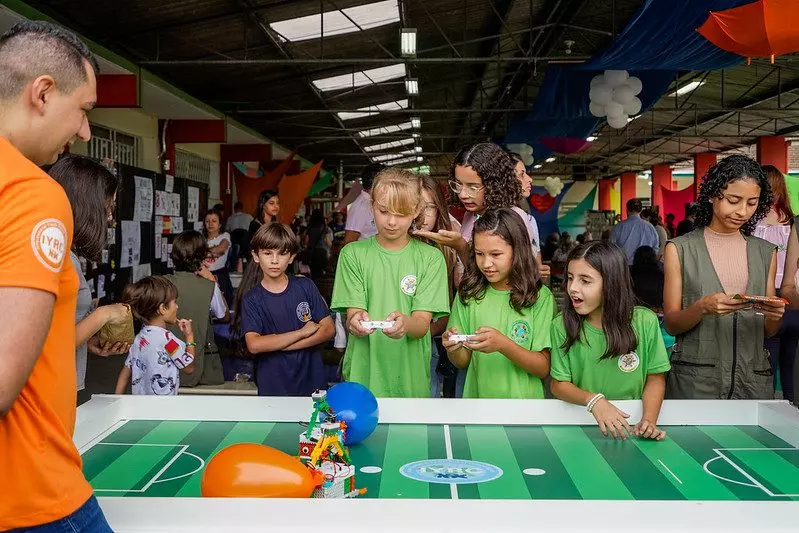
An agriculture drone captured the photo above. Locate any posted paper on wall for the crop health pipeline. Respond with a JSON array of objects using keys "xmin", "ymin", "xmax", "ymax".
[
  {"xmin": 187, "ymin": 187, "xmax": 200, "ymax": 222},
  {"xmin": 194, "ymin": 221, "xmax": 204, "ymax": 231},
  {"xmin": 120, "ymin": 221, "xmax": 140, "ymax": 268},
  {"xmin": 161, "ymin": 238, "xmax": 168, "ymax": 262},
  {"xmin": 133, "ymin": 176, "xmax": 153, "ymax": 222},
  {"xmin": 131, "ymin": 264, "xmax": 151, "ymax": 283},
  {"xmin": 165, "ymin": 174, "xmax": 174, "ymax": 193},
  {"xmin": 172, "ymin": 217, "xmax": 183, "ymax": 234}
]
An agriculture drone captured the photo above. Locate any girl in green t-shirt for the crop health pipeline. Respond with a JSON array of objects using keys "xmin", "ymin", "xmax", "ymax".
[
  {"xmin": 442, "ymin": 208, "xmax": 555, "ymax": 399},
  {"xmin": 550, "ymin": 241, "xmax": 671, "ymax": 441}
]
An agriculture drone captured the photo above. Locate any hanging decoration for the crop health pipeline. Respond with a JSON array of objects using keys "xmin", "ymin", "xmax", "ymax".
[
  {"xmin": 506, "ymin": 143, "xmax": 534, "ymax": 166},
  {"xmin": 543, "ymin": 176, "xmax": 564, "ymax": 197},
  {"xmin": 588, "ymin": 70, "xmax": 643, "ymax": 129},
  {"xmin": 698, "ymin": 0, "xmax": 799, "ymax": 64},
  {"xmin": 539, "ymin": 136, "xmax": 591, "ymax": 155}
]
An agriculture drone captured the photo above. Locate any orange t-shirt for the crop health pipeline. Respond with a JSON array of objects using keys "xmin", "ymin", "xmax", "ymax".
[{"xmin": 0, "ymin": 138, "xmax": 93, "ymax": 529}]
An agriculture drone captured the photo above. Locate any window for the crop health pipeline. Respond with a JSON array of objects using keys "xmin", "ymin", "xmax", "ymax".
[
  {"xmin": 270, "ymin": 0, "xmax": 399, "ymax": 42},
  {"xmin": 356, "ymin": 121, "xmax": 413, "ymax": 138},
  {"xmin": 175, "ymin": 149, "xmax": 213, "ymax": 185},
  {"xmin": 312, "ymin": 64, "xmax": 405, "ymax": 92},
  {"xmin": 363, "ymin": 137, "xmax": 414, "ymax": 153},
  {"xmin": 87, "ymin": 124, "xmax": 139, "ymax": 167}
]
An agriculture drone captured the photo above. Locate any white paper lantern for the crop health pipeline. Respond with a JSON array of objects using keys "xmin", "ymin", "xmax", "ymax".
[
  {"xmin": 623, "ymin": 97, "xmax": 642, "ymax": 116},
  {"xmin": 607, "ymin": 115, "xmax": 629, "ymax": 129},
  {"xmin": 604, "ymin": 69, "xmax": 629, "ymax": 87},
  {"xmin": 612, "ymin": 86, "xmax": 635, "ymax": 105},
  {"xmin": 589, "ymin": 84, "xmax": 613, "ymax": 105},
  {"xmin": 590, "ymin": 74, "xmax": 606, "ymax": 88},
  {"xmin": 605, "ymin": 101, "xmax": 625, "ymax": 118},
  {"xmin": 506, "ymin": 143, "xmax": 534, "ymax": 166},
  {"xmin": 627, "ymin": 76, "xmax": 643, "ymax": 95},
  {"xmin": 544, "ymin": 176, "xmax": 564, "ymax": 196},
  {"xmin": 589, "ymin": 101, "xmax": 607, "ymax": 117}
]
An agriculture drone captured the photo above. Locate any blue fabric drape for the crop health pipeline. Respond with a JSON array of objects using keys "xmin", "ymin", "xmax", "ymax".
[
  {"xmin": 528, "ymin": 182, "xmax": 574, "ymax": 239},
  {"xmin": 503, "ymin": 0, "xmax": 753, "ymax": 154}
]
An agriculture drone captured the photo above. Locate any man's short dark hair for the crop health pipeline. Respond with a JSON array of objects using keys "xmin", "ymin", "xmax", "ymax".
[
  {"xmin": 234, "ymin": 201, "xmax": 244, "ymax": 211},
  {"xmin": 0, "ymin": 20, "xmax": 98, "ymax": 101},
  {"xmin": 626, "ymin": 198, "xmax": 643, "ymax": 214},
  {"xmin": 360, "ymin": 163, "xmax": 384, "ymax": 192},
  {"xmin": 171, "ymin": 231, "xmax": 208, "ymax": 273}
]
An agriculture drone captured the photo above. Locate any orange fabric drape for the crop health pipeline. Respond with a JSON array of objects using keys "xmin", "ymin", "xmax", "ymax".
[
  {"xmin": 698, "ymin": 0, "xmax": 799, "ymax": 62},
  {"xmin": 277, "ymin": 161, "xmax": 324, "ymax": 223},
  {"xmin": 233, "ymin": 152, "xmax": 296, "ymax": 217}
]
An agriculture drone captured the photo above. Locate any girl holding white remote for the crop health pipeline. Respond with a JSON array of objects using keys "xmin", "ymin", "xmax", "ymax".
[
  {"xmin": 331, "ymin": 169, "xmax": 450, "ymax": 397},
  {"xmin": 442, "ymin": 208, "xmax": 555, "ymax": 399},
  {"xmin": 550, "ymin": 241, "xmax": 670, "ymax": 441}
]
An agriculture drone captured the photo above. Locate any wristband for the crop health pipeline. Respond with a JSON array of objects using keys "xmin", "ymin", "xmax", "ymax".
[
  {"xmin": 586, "ymin": 393, "xmax": 605, "ymax": 413},
  {"xmin": 186, "ymin": 342, "xmax": 196, "ymax": 347}
]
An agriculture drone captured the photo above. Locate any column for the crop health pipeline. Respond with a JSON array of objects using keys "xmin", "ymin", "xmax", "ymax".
[
  {"xmin": 693, "ymin": 152, "xmax": 717, "ymax": 199},
  {"xmin": 756, "ymin": 135, "xmax": 788, "ymax": 174},
  {"xmin": 598, "ymin": 178, "xmax": 615, "ymax": 211},
  {"xmin": 651, "ymin": 164, "xmax": 673, "ymax": 216},
  {"xmin": 620, "ymin": 172, "xmax": 637, "ymax": 219}
]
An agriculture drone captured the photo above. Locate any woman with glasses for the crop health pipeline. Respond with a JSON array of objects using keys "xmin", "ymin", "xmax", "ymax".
[{"xmin": 414, "ymin": 142, "xmax": 539, "ymax": 268}]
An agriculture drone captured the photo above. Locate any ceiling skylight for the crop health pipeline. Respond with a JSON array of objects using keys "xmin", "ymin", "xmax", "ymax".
[
  {"xmin": 270, "ymin": 1, "xmax": 400, "ymax": 43},
  {"xmin": 363, "ymin": 137, "xmax": 415, "ymax": 153},
  {"xmin": 356, "ymin": 121, "xmax": 413, "ymax": 138},
  {"xmin": 371, "ymin": 150, "xmax": 414, "ymax": 162},
  {"xmin": 387, "ymin": 156, "xmax": 420, "ymax": 166},
  {"xmin": 312, "ymin": 63, "xmax": 405, "ymax": 92},
  {"xmin": 338, "ymin": 99, "xmax": 408, "ymax": 121}
]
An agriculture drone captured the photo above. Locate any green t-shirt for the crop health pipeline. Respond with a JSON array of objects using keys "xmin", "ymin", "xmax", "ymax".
[
  {"xmin": 549, "ymin": 306, "xmax": 671, "ymax": 400},
  {"xmin": 331, "ymin": 237, "xmax": 450, "ymax": 397},
  {"xmin": 449, "ymin": 285, "xmax": 556, "ymax": 399}
]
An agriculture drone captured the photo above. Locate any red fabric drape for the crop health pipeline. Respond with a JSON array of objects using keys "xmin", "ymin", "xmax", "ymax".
[
  {"xmin": 233, "ymin": 153, "xmax": 296, "ymax": 217},
  {"xmin": 661, "ymin": 185, "xmax": 695, "ymax": 226}
]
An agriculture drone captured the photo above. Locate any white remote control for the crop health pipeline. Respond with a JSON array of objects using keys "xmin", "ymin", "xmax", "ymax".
[
  {"xmin": 361, "ymin": 320, "xmax": 395, "ymax": 329},
  {"xmin": 450, "ymin": 334, "xmax": 478, "ymax": 343}
]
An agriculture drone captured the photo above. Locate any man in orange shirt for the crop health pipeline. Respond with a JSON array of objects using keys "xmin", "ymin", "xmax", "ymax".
[{"xmin": 0, "ymin": 21, "xmax": 109, "ymax": 532}]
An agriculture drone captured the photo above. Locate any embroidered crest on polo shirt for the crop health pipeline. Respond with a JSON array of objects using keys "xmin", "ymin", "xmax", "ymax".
[
  {"xmin": 618, "ymin": 351, "xmax": 640, "ymax": 373},
  {"xmin": 296, "ymin": 301, "xmax": 312, "ymax": 322},
  {"xmin": 30, "ymin": 218, "xmax": 67, "ymax": 272},
  {"xmin": 400, "ymin": 274, "xmax": 417, "ymax": 295}
]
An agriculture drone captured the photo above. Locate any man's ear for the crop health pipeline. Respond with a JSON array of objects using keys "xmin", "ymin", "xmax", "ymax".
[{"xmin": 28, "ymin": 75, "xmax": 57, "ymax": 114}]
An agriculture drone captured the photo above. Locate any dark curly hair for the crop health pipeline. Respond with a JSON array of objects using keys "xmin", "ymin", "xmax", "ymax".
[
  {"xmin": 694, "ymin": 154, "xmax": 772, "ymax": 235},
  {"xmin": 170, "ymin": 231, "xmax": 208, "ymax": 273},
  {"xmin": 459, "ymin": 208, "xmax": 540, "ymax": 313},
  {"xmin": 450, "ymin": 143, "xmax": 521, "ymax": 210}
]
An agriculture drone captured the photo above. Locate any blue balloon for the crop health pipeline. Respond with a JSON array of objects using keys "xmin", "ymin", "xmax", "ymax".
[{"xmin": 326, "ymin": 382, "xmax": 379, "ymax": 445}]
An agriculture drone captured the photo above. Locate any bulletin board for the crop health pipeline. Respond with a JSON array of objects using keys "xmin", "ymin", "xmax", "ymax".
[{"xmin": 92, "ymin": 163, "xmax": 208, "ymax": 304}]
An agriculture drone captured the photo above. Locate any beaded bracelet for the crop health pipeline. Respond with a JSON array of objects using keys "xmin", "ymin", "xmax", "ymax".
[{"xmin": 586, "ymin": 393, "xmax": 605, "ymax": 413}]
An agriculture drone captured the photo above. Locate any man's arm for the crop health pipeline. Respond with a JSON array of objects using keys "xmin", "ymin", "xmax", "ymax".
[{"xmin": 0, "ymin": 288, "xmax": 55, "ymax": 416}]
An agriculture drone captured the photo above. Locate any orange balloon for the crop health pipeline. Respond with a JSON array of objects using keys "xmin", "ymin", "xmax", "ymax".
[{"xmin": 201, "ymin": 443, "xmax": 320, "ymax": 498}]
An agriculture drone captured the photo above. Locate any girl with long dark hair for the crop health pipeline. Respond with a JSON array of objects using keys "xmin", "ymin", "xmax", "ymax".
[
  {"xmin": 442, "ymin": 209, "xmax": 555, "ymax": 398},
  {"xmin": 551, "ymin": 241, "xmax": 671, "ymax": 440},
  {"xmin": 663, "ymin": 155, "xmax": 784, "ymax": 400}
]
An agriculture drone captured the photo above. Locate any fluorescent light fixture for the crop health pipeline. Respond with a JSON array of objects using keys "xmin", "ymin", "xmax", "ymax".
[
  {"xmin": 401, "ymin": 28, "xmax": 417, "ymax": 57},
  {"xmin": 414, "ymin": 146, "xmax": 423, "ymax": 153},
  {"xmin": 313, "ymin": 63, "xmax": 405, "ymax": 92},
  {"xmin": 411, "ymin": 117, "xmax": 421, "ymax": 128},
  {"xmin": 337, "ymin": 99, "xmax": 408, "ymax": 121},
  {"xmin": 586, "ymin": 135, "xmax": 598, "ymax": 142},
  {"xmin": 363, "ymin": 137, "xmax": 415, "ymax": 152},
  {"xmin": 416, "ymin": 156, "xmax": 424, "ymax": 162},
  {"xmin": 668, "ymin": 80, "xmax": 705, "ymax": 97},
  {"xmin": 545, "ymin": 157, "xmax": 556, "ymax": 163},
  {"xmin": 648, "ymin": 180, "xmax": 653, "ymax": 186},
  {"xmin": 356, "ymin": 121, "xmax": 413, "ymax": 138},
  {"xmin": 412, "ymin": 132, "xmax": 420, "ymax": 138},
  {"xmin": 533, "ymin": 164, "xmax": 542, "ymax": 169},
  {"xmin": 627, "ymin": 115, "xmax": 642, "ymax": 123},
  {"xmin": 270, "ymin": 1, "xmax": 399, "ymax": 42},
  {"xmin": 406, "ymin": 78, "xmax": 419, "ymax": 96}
]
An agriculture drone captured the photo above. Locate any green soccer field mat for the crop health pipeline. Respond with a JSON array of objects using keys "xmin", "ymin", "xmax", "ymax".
[{"xmin": 81, "ymin": 420, "xmax": 799, "ymax": 501}]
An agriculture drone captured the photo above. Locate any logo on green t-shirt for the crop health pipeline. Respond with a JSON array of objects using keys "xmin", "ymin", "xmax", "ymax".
[
  {"xmin": 296, "ymin": 302, "xmax": 311, "ymax": 322},
  {"xmin": 400, "ymin": 274, "xmax": 417, "ymax": 295},
  {"xmin": 509, "ymin": 320, "xmax": 530, "ymax": 345},
  {"xmin": 618, "ymin": 351, "xmax": 640, "ymax": 373}
]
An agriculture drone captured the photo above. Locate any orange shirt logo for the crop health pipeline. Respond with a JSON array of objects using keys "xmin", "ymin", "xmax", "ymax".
[{"xmin": 30, "ymin": 218, "xmax": 67, "ymax": 272}]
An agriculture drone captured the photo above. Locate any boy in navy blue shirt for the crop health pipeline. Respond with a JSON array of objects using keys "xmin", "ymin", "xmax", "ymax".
[{"xmin": 240, "ymin": 223, "xmax": 335, "ymax": 396}]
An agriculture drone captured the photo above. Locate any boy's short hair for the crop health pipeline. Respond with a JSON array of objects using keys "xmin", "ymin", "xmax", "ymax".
[
  {"xmin": 370, "ymin": 168, "xmax": 423, "ymax": 217},
  {"xmin": 121, "ymin": 276, "xmax": 178, "ymax": 322},
  {"xmin": 171, "ymin": 231, "xmax": 208, "ymax": 273},
  {"xmin": 250, "ymin": 222, "xmax": 300, "ymax": 255}
]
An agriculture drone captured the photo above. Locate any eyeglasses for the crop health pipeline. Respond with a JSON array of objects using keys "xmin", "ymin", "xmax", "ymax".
[{"xmin": 448, "ymin": 180, "xmax": 484, "ymax": 197}]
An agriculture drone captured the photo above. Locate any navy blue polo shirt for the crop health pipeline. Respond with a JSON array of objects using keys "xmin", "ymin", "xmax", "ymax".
[{"xmin": 240, "ymin": 276, "xmax": 329, "ymax": 396}]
